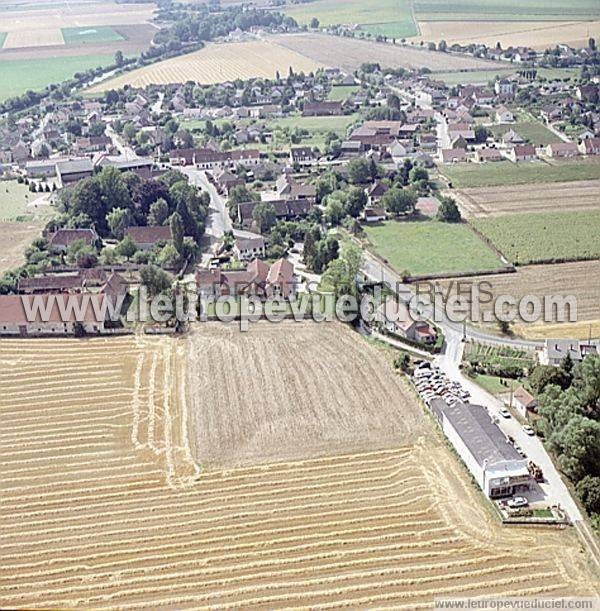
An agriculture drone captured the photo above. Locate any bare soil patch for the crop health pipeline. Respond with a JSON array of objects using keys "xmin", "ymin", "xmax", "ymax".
[
  {"xmin": 436, "ymin": 260, "xmax": 600, "ymax": 331},
  {"xmin": 188, "ymin": 321, "xmax": 427, "ymax": 468},
  {"xmin": 268, "ymin": 32, "xmax": 497, "ymax": 73},
  {"xmin": 456, "ymin": 180, "xmax": 600, "ymax": 219},
  {"xmin": 3, "ymin": 29, "xmax": 64, "ymax": 49},
  {"xmin": 0, "ymin": 335, "xmax": 597, "ymax": 608},
  {"xmin": 0, "ymin": 221, "xmax": 43, "ymax": 275}
]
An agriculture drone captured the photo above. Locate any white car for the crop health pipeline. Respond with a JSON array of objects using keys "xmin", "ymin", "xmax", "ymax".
[
  {"xmin": 506, "ymin": 497, "xmax": 529, "ymax": 509},
  {"xmin": 523, "ymin": 425, "xmax": 535, "ymax": 436},
  {"xmin": 499, "ymin": 408, "xmax": 511, "ymax": 419}
]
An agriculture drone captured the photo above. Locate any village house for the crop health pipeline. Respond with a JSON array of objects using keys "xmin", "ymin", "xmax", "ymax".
[
  {"xmin": 377, "ymin": 299, "xmax": 436, "ymax": 344},
  {"xmin": 273, "ymin": 171, "xmax": 317, "ymax": 201},
  {"xmin": 495, "ymin": 105, "xmax": 514, "ymax": 123},
  {"xmin": 494, "ymin": 79, "xmax": 515, "ymax": 97},
  {"xmin": 502, "ymin": 129, "xmax": 524, "ymax": 146},
  {"xmin": 511, "ymin": 387, "xmax": 538, "ymax": 420},
  {"xmin": 540, "ymin": 339, "xmax": 598, "ymax": 366},
  {"xmin": 302, "ymin": 101, "xmax": 344, "ymax": 117},
  {"xmin": 579, "ymin": 137, "xmax": 600, "ymax": 155},
  {"xmin": 290, "ymin": 147, "xmax": 316, "ymax": 167},
  {"xmin": 74, "ymin": 135, "xmax": 112, "ymax": 155},
  {"xmin": 366, "ymin": 181, "xmax": 389, "ymax": 206},
  {"xmin": 196, "ymin": 257, "xmax": 295, "ymax": 300},
  {"xmin": 169, "ymin": 147, "xmax": 261, "ymax": 170},
  {"xmin": 49, "ymin": 228, "xmax": 98, "ymax": 253},
  {"xmin": 505, "ymin": 144, "xmax": 537, "ymax": 162},
  {"xmin": 546, "ymin": 142, "xmax": 580, "ymax": 158},
  {"xmin": 125, "ymin": 226, "xmax": 172, "ymax": 251},
  {"xmin": 234, "ymin": 234, "xmax": 266, "ymax": 261},
  {"xmin": 440, "ymin": 148, "xmax": 467, "ymax": 164},
  {"xmin": 238, "ymin": 199, "xmax": 313, "ymax": 228},
  {"xmin": 363, "ymin": 206, "xmax": 387, "ymax": 223},
  {"xmin": 213, "ymin": 168, "xmax": 244, "ymax": 195},
  {"xmin": 475, "ymin": 148, "xmax": 504, "ymax": 163}
]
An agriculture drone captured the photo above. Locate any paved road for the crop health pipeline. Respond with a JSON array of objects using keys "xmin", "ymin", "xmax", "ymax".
[
  {"xmin": 362, "ymin": 250, "xmax": 583, "ymax": 522},
  {"xmin": 177, "ymin": 167, "xmax": 233, "ymax": 240},
  {"xmin": 106, "ymin": 125, "xmax": 138, "ymax": 159}
]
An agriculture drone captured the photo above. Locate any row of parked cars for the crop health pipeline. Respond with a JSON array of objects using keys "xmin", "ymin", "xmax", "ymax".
[{"xmin": 412, "ymin": 362, "xmax": 470, "ymax": 407}]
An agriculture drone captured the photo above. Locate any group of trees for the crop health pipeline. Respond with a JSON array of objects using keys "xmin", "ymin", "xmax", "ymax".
[
  {"xmin": 303, "ymin": 226, "xmax": 340, "ymax": 274},
  {"xmin": 534, "ymin": 355, "xmax": 600, "ymax": 529}
]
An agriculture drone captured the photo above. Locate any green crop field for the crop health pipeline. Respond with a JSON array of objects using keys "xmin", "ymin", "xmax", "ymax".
[
  {"xmin": 62, "ymin": 26, "xmax": 125, "ymax": 45},
  {"xmin": 328, "ymin": 85, "xmax": 360, "ymax": 101},
  {"xmin": 490, "ymin": 121, "xmax": 561, "ymax": 146},
  {"xmin": 267, "ymin": 113, "xmax": 359, "ymax": 149},
  {"xmin": 0, "ymin": 54, "xmax": 116, "ymax": 101},
  {"xmin": 413, "ymin": 0, "xmax": 600, "ymax": 21},
  {"xmin": 430, "ymin": 69, "xmax": 516, "ymax": 85},
  {"xmin": 440, "ymin": 158, "xmax": 600, "ymax": 188},
  {"xmin": 285, "ymin": 0, "xmax": 418, "ymax": 38},
  {"xmin": 364, "ymin": 220, "xmax": 505, "ymax": 277},
  {"xmin": 472, "ymin": 210, "xmax": 600, "ymax": 264}
]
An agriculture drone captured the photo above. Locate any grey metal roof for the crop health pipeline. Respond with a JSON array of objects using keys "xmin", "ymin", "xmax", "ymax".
[
  {"xmin": 56, "ymin": 158, "xmax": 93, "ymax": 175},
  {"xmin": 431, "ymin": 399, "xmax": 522, "ymax": 467}
]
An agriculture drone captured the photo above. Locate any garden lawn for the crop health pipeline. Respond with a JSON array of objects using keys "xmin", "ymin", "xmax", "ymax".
[
  {"xmin": 267, "ymin": 113, "xmax": 359, "ymax": 150},
  {"xmin": 472, "ymin": 210, "xmax": 600, "ymax": 264},
  {"xmin": 470, "ymin": 374, "xmax": 510, "ymax": 396},
  {"xmin": 364, "ymin": 220, "xmax": 504, "ymax": 277},
  {"xmin": 490, "ymin": 121, "xmax": 561, "ymax": 146},
  {"xmin": 328, "ymin": 85, "xmax": 360, "ymax": 101},
  {"xmin": 0, "ymin": 180, "xmax": 40, "ymax": 221},
  {"xmin": 0, "ymin": 54, "xmax": 116, "ymax": 101},
  {"xmin": 440, "ymin": 158, "xmax": 600, "ymax": 188},
  {"xmin": 62, "ymin": 26, "xmax": 125, "ymax": 45}
]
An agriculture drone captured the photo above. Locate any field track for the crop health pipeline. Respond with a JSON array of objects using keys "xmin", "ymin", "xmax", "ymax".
[{"xmin": 0, "ymin": 334, "xmax": 598, "ymax": 608}]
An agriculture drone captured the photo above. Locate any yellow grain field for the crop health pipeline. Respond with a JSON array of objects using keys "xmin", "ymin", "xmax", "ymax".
[
  {"xmin": 0, "ymin": 328, "xmax": 598, "ymax": 608},
  {"xmin": 89, "ymin": 40, "xmax": 324, "ymax": 92},
  {"xmin": 415, "ymin": 20, "xmax": 600, "ymax": 50}
]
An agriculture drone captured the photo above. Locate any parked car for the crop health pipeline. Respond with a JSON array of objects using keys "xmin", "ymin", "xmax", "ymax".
[
  {"xmin": 507, "ymin": 497, "xmax": 529, "ymax": 509},
  {"xmin": 499, "ymin": 408, "xmax": 511, "ymax": 419},
  {"xmin": 523, "ymin": 425, "xmax": 535, "ymax": 436}
]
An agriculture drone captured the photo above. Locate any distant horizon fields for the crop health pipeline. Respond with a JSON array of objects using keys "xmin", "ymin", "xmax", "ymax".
[{"xmin": 285, "ymin": 0, "xmax": 600, "ymax": 48}]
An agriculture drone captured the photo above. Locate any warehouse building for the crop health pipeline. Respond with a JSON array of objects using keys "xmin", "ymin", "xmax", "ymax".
[{"xmin": 430, "ymin": 399, "xmax": 532, "ymax": 499}]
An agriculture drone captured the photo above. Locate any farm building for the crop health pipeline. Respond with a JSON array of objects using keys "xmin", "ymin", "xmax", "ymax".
[
  {"xmin": 579, "ymin": 137, "xmax": 600, "ymax": 155},
  {"xmin": 237, "ymin": 199, "xmax": 313, "ymax": 228},
  {"xmin": 0, "ymin": 294, "xmax": 107, "ymax": 336},
  {"xmin": 302, "ymin": 101, "xmax": 343, "ymax": 117},
  {"xmin": 475, "ymin": 148, "xmax": 504, "ymax": 163},
  {"xmin": 430, "ymin": 399, "xmax": 532, "ymax": 499},
  {"xmin": 495, "ymin": 106, "xmax": 514, "ymax": 123},
  {"xmin": 49, "ymin": 228, "xmax": 98, "ymax": 253},
  {"xmin": 125, "ymin": 226, "xmax": 172, "ymax": 251},
  {"xmin": 440, "ymin": 149, "xmax": 467, "ymax": 164},
  {"xmin": 56, "ymin": 158, "xmax": 94, "ymax": 186},
  {"xmin": 363, "ymin": 206, "xmax": 387, "ymax": 223}
]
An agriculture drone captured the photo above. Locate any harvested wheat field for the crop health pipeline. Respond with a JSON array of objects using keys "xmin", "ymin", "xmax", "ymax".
[
  {"xmin": 0, "ymin": 221, "xmax": 43, "ymax": 275},
  {"xmin": 268, "ymin": 33, "xmax": 497, "ymax": 73},
  {"xmin": 188, "ymin": 322, "xmax": 427, "ymax": 467},
  {"xmin": 415, "ymin": 20, "xmax": 600, "ymax": 50},
  {"xmin": 436, "ymin": 260, "xmax": 600, "ymax": 335},
  {"xmin": 456, "ymin": 180, "xmax": 600, "ymax": 219},
  {"xmin": 89, "ymin": 40, "xmax": 323, "ymax": 93},
  {"xmin": 1, "ymin": 331, "xmax": 600, "ymax": 608},
  {"xmin": 3, "ymin": 29, "xmax": 65, "ymax": 49}
]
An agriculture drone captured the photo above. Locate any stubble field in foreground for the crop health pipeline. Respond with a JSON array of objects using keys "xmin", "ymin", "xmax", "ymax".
[
  {"xmin": 0, "ymin": 328, "xmax": 598, "ymax": 609},
  {"xmin": 187, "ymin": 322, "xmax": 427, "ymax": 468}
]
